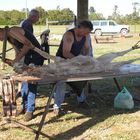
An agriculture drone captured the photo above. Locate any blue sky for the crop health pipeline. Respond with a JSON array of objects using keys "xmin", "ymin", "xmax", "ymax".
[{"xmin": 0, "ymin": 0, "xmax": 140, "ymax": 17}]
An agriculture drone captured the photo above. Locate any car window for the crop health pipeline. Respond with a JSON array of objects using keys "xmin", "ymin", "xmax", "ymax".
[
  {"xmin": 109, "ymin": 21, "xmax": 115, "ymax": 26},
  {"xmin": 101, "ymin": 22, "xmax": 107, "ymax": 26},
  {"xmin": 93, "ymin": 22, "xmax": 99, "ymax": 26}
]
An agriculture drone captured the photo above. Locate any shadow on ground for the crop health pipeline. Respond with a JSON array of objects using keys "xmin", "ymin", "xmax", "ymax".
[
  {"xmin": 28, "ymin": 77, "xmax": 140, "ymax": 139},
  {"xmin": 1, "ymin": 77, "xmax": 140, "ymax": 140}
]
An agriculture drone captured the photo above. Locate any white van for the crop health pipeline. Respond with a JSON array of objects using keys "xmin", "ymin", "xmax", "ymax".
[{"xmin": 91, "ymin": 20, "xmax": 129, "ymax": 36}]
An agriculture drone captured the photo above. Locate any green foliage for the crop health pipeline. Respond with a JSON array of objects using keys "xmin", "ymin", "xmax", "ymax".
[
  {"xmin": 108, "ymin": 12, "xmax": 140, "ymax": 25},
  {"xmin": 89, "ymin": 13, "xmax": 105, "ymax": 20},
  {"xmin": 0, "ymin": 5, "xmax": 140, "ymax": 25},
  {"xmin": 0, "ymin": 7, "xmax": 74, "ymax": 25},
  {"xmin": 89, "ymin": 5, "xmax": 140, "ymax": 25},
  {"xmin": 107, "ymin": 3, "xmax": 140, "ymax": 25},
  {"xmin": 0, "ymin": 10, "xmax": 25, "ymax": 25},
  {"xmin": 35, "ymin": 6, "xmax": 47, "ymax": 25},
  {"xmin": 47, "ymin": 8, "xmax": 74, "ymax": 25}
]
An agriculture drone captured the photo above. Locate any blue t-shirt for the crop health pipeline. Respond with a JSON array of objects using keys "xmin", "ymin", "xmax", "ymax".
[
  {"xmin": 12, "ymin": 28, "xmax": 44, "ymax": 66},
  {"xmin": 20, "ymin": 19, "xmax": 33, "ymax": 33}
]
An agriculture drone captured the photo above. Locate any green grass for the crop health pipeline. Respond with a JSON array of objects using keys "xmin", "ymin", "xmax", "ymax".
[
  {"xmin": 33, "ymin": 24, "xmax": 140, "ymax": 35},
  {"xmin": 33, "ymin": 25, "xmax": 67, "ymax": 36},
  {"xmin": 1, "ymin": 26, "xmax": 140, "ymax": 140},
  {"xmin": 129, "ymin": 25, "xmax": 140, "ymax": 33}
]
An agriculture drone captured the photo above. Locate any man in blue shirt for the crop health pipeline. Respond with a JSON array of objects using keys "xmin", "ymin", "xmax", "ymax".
[
  {"xmin": 17, "ymin": 9, "xmax": 40, "ymax": 121},
  {"xmin": 0, "ymin": 26, "xmax": 45, "ymax": 121},
  {"xmin": 20, "ymin": 9, "xmax": 39, "ymax": 33}
]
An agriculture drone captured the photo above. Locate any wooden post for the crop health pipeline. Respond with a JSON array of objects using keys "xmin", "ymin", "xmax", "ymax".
[
  {"xmin": 1, "ymin": 26, "xmax": 8, "ymax": 70},
  {"xmin": 77, "ymin": 0, "xmax": 89, "ymax": 23},
  {"xmin": 74, "ymin": 15, "xmax": 77, "ymax": 26}
]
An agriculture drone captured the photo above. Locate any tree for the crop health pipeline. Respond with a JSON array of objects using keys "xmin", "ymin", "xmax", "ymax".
[
  {"xmin": 89, "ymin": 12, "xmax": 104, "ymax": 20},
  {"xmin": 132, "ymin": 2, "xmax": 139, "ymax": 14},
  {"xmin": 47, "ymin": 8, "xmax": 74, "ymax": 25},
  {"xmin": 108, "ymin": 5, "xmax": 121, "ymax": 22},
  {"xmin": 89, "ymin": 6, "xmax": 95, "ymax": 14},
  {"xmin": 113, "ymin": 5, "xmax": 118, "ymax": 19},
  {"xmin": 88, "ymin": 6, "xmax": 104, "ymax": 20},
  {"xmin": 132, "ymin": 2, "xmax": 139, "ymax": 22},
  {"xmin": 35, "ymin": 6, "xmax": 47, "ymax": 25},
  {"xmin": 56, "ymin": 5, "xmax": 60, "ymax": 10},
  {"xmin": 60, "ymin": 8, "xmax": 74, "ymax": 23},
  {"xmin": 0, "ymin": 10, "xmax": 25, "ymax": 25}
]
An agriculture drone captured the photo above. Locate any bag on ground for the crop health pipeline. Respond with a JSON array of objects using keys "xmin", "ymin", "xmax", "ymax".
[{"xmin": 114, "ymin": 87, "xmax": 134, "ymax": 110}]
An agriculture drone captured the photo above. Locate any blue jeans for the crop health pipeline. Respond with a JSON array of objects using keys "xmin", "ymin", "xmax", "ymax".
[
  {"xmin": 21, "ymin": 81, "xmax": 37, "ymax": 112},
  {"xmin": 53, "ymin": 82, "xmax": 86, "ymax": 109}
]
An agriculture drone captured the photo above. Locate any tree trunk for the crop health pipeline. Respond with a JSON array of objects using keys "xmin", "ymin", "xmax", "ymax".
[{"xmin": 77, "ymin": 0, "xmax": 89, "ymax": 23}]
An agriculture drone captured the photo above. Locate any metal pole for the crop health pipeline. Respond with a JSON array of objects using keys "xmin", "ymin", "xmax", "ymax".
[
  {"xmin": 25, "ymin": 0, "xmax": 28, "ymax": 18},
  {"xmin": 46, "ymin": 18, "xmax": 49, "ymax": 29},
  {"xmin": 113, "ymin": 78, "xmax": 121, "ymax": 92}
]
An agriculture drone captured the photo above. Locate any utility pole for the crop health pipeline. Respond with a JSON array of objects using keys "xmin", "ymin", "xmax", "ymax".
[
  {"xmin": 113, "ymin": 5, "xmax": 118, "ymax": 20},
  {"xmin": 132, "ymin": 2, "xmax": 139, "ymax": 14},
  {"xmin": 132, "ymin": 2, "xmax": 139, "ymax": 33},
  {"xmin": 25, "ymin": 0, "xmax": 28, "ymax": 18}
]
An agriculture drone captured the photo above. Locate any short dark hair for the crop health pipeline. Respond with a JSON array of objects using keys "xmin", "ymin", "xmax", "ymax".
[
  {"xmin": 78, "ymin": 20, "xmax": 93, "ymax": 31},
  {"xmin": 29, "ymin": 9, "xmax": 39, "ymax": 17}
]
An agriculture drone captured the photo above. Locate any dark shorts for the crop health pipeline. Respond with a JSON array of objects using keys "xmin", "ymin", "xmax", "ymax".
[{"xmin": 67, "ymin": 81, "xmax": 87, "ymax": 96}]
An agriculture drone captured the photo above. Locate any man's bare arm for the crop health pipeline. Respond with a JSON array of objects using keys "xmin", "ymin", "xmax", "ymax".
[
  {"xmin": 62, "ymin": 32, "xmax": 75, "ymax": 59},
  {"xmin": 8, "ymin": 27, "xmax": 34, "ymax": 62}
]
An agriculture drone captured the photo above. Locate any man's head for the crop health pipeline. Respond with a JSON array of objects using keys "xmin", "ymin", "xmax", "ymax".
[
  {"xmin": 28, "ymin": 9, "xmax": 39, "ymax": 24},
  {"xmin": 77, "ymin": 20, "xmax": 93, "ymax": 36}
]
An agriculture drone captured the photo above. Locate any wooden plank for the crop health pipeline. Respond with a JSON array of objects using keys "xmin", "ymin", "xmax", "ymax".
[
  {"xmin": 1, "ymin": 26, "xmax": 9, "ymax": 70},
  {"xmin": 13, "ymin": 76, "xmax": 41, "ymax": 82},
  {"xmin": 11, "ymin": 70, "xmax": 140, "ymax": 84},
  {"xmin": 1, "ymin": 68, "xmax": 140, "ymax": 84},
  {"xmin": 94, "ymin": 35, "xmax": 115, "ymax": 44}
]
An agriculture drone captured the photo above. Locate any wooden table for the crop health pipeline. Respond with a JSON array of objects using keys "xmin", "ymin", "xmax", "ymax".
[
  {"xmin": 13, "ymin": 70, "xmax": 140, "ymax": 83},
  {"xmin": 11, "ymin": 69, "xmax": 140, "ymax": 140},
  {"xmin": 1, "ymin": 69, "xmax": 140, "ymax": 140}
]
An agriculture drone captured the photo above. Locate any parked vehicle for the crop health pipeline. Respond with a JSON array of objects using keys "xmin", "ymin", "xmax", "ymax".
[{"xmin": 91, "ymin": 20, "xmax": 129, "ymax": 36}]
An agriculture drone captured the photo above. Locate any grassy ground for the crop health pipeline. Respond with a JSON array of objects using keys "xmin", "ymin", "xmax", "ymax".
[
  {"xmin": 33, "ymin": 24, "xmax": 140, "ymax": 35},
  {"xmin": 1, "ymin": 26, "xmax": 140, "ymax": 140}
]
